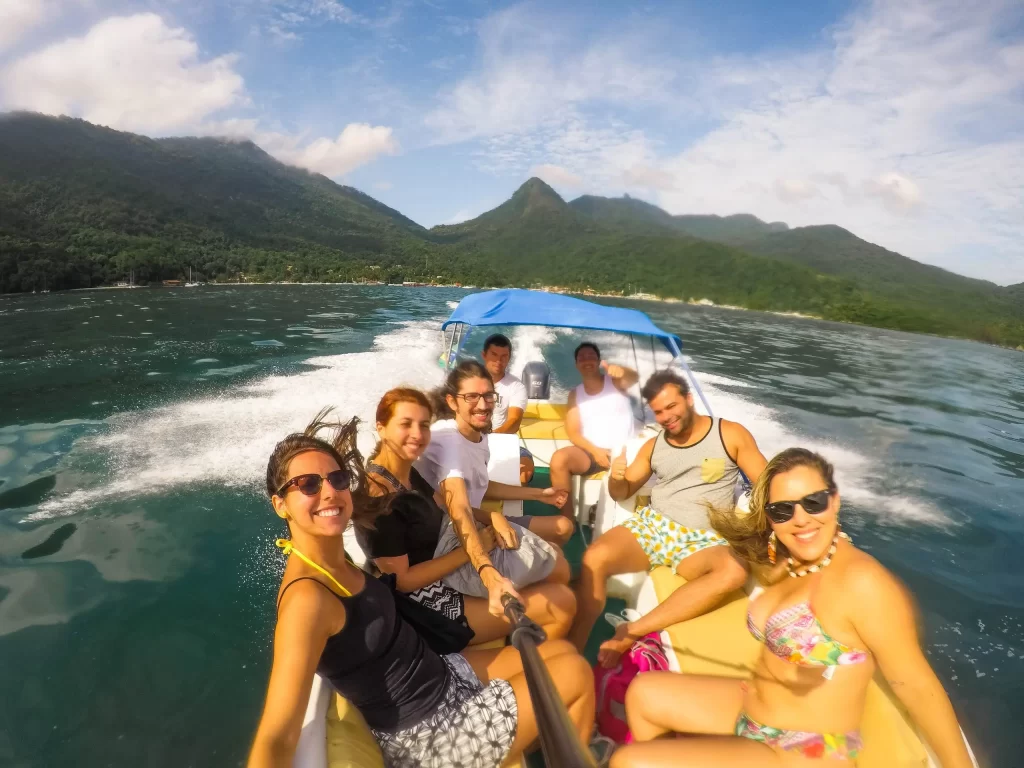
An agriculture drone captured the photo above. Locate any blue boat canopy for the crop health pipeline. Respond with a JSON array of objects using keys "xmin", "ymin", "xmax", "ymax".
[{"xmin": 442, "ymin": 289, "xmax": 682, "ymax": 353}]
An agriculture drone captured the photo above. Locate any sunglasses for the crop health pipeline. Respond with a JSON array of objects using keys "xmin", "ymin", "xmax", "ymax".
[
  {"xmin": 455, "ymin": 392, "xmax": 497, "ymax": 406},
  {"xmin": 764, "ymin": 488, "xmax": 834, "ymax": 524},
  {"xmin": 276, "ymin": 468, "xmax": 351, "ymax": 497}
]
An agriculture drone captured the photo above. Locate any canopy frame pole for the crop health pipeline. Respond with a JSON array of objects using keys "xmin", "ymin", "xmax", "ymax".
[
  {"xmin": 442, "ymin": 327, "xmax": 456, "ymax": 370},
  {"xmin": 628, "ymin": 334, "xmax": 646, "ymax": 424},
  {"xmin": 668, "ymin": 339, "xmax": 714, "ymax": 418},
  {"xmin": 449, "ymin": 322, "xmax": 470, "ymax": 370}
]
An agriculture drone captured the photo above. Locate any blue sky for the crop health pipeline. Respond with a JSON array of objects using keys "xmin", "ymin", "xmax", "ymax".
[{"xmin": 2, "ymin": 0, "xmax": 1023, "ymax": 284}]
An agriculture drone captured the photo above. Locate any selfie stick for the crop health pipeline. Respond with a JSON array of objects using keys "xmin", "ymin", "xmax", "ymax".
[{"xmin": 502, "ymin": 594, "xmax": 597, "ymax": 768}]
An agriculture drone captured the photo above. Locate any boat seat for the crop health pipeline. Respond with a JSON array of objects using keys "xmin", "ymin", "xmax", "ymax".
[
  {"xmin": 519, "ymin": 418, "xmax": 568, "ymax": 441},
  {"xmin": 519, "ymin": 401, "xmax": 568, "ymax": 441},
  {"xmin": 326, "ymin": 694, "xmax": 385, "ymax": 768},
  {"xmin": 646, "ymin": 567, "xmax": 930, "ymax": 768},
  {"xmin": 524, "ymin": 402, "xmax": 568, "ymax": 420}
]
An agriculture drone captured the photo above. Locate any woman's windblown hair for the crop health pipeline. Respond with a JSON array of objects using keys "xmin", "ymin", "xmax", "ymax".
[
  {"xmin": 265, "ymin": 407, "xmax": 376, "ymax": 530},
  {"xmin": 710, "ymin": 447, "xmax": 837, "ymax": 574}
]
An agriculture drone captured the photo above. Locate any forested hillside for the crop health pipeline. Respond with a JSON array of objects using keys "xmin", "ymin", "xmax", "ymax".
[{"xmin": 1, "ymin": 113, "xmax": 1021, "ymax": 348}]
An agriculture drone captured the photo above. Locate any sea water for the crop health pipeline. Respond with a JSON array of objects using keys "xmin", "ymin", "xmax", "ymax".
[{"xmin": 0, "ymin": 285, "xmax": 1019, "ymax": 766}]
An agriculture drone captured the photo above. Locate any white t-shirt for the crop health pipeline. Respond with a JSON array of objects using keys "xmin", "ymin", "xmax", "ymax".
[
  {"xmin": 492, "ymin": 372, "xmax": 528, "ymax": 430},
  {"xmin": 415, "ymin": 419, "xmax": 490, "ymax": 508}
]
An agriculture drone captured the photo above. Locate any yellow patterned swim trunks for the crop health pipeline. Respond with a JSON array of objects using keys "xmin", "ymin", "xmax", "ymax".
[{"xmin": 622, "ymin": 505, "xmax": 726, "ymax": 570}]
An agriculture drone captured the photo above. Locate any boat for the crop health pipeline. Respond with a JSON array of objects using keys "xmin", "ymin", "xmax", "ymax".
[
  {"xmin": 185, "ymin": 267, "xmax": 199, "ymax": 287},
  {"xmin": 294, "ymin": 288, "xmax": 979, "ymax": 768}
]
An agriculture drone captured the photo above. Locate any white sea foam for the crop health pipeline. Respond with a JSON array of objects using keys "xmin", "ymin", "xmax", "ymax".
[
  {"xmin": 27, "ymin": 321, "xmax": 445, "ymax": 520},
  {"xmin": 24, "ymin": 312, "xmax": 948, "ymax": 527}
]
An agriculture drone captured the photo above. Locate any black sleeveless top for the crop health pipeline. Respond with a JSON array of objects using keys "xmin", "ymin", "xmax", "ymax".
[
  {"xmin": 279, "ymin": 574, "xmax": 449, "ymax": 731},
  {"xmin": 356, "ymin": 465, "xmax": 446, "ymax": 567}
]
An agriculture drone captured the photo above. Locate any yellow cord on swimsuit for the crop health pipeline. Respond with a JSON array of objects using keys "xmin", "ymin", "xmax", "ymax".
[{"xmin": 275, "ymin": 539, "xmax": 352, "ymax": 597}]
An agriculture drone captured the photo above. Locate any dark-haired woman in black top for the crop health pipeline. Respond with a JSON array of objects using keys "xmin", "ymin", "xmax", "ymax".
[
  {"xmin": 357, "ymin": 387, "xmax": 576, "ymax": 646},
  {"xmin": 247, "ymin": 410, "xmax": 595, "ymax": 768}
]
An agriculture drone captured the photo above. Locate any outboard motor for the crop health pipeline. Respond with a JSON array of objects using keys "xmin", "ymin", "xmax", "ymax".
[{"xmin": 522, "ymin": 361, "xmax": 551, "ymax": 400}]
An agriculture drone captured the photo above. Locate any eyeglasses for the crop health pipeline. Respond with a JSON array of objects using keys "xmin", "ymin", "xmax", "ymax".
[
  {"xmin": 455, "ymin": 392, "xmax": 497, "ymax": 406},
  {"xmin": 764, "ymin": 488, "xmax": 834, "ymax": 524},
  {"xmin": 276, "ymin": 468, "xmax": 351, "ymax": 497}
]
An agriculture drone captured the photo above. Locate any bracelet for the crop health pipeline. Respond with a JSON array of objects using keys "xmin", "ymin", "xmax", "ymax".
[{"xmin": 477, "ymin": 563, "xmax": 498, "ymax": 578}]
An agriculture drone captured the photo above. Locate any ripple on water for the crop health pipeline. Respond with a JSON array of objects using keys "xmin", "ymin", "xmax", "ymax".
[{"xmin": 251, "ymin": 340, "xmax": 285, "ymax": 347}]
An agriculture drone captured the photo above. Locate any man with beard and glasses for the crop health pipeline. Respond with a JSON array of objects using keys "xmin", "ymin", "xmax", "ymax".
[
  {"xmin": 568, "ymin": 370, "xmax": 768, "ymax": 666},
  {"xmin": 418, "ymin": 361, "xmax": 576, "ymax": 561}
]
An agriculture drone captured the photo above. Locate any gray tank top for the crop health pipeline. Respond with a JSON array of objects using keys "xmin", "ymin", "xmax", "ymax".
[{"xmin": 649, "ymin": 418, "xmax": 739, "ymax": 529}]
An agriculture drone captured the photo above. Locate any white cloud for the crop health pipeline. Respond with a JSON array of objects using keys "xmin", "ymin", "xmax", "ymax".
[
  {"xmin": 775, "ymin": 179, "xmax": 821, "ymax": 204},
  {"xmin": 0, "ymin": 0, "xmax": 47, "ymax": 52},
  {"xmin": 308, "ymin": 0, "xmax": 357, "ymax": 24},
  {"xmin": 1, "ymin": 14, "xmax": 245, "ymax": 134},
  {"xmin": 424, "ymin": 5, "xmax": 676, "ymax": 144},
  {"xmin": 654, "ymin": 0, "xmax": 1024, "ymax": 281},
  {"xmin": 428, "ymin": 0, "xmax": 1024, "ymax": 282},
  {"xmin": 208, "ymin": 120, "xmax": 399, "ymax": 178},
  {"xmin": 529, "ymin": 163, "xmax": 583, "ymax": 188}
]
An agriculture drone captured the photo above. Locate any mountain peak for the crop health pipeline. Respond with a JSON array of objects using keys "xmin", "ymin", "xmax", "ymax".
[{"xmin": 512, "ymin": 177, "xmax": 566, "ymax": 208}]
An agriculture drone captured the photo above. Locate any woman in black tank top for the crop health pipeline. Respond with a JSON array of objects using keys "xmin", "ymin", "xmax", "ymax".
[
  {"xmin": 247, "ymin": 409, "xmax": 596, "ymax": 768},
  {"xmin": 354, "ymin": 388, "xmax": 576, "ymax": 648}
]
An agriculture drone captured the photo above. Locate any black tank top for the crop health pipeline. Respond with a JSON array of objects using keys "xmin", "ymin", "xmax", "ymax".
[{"xmin": 278, "ymin": 573, "xmax": 449, "ymax": 731}]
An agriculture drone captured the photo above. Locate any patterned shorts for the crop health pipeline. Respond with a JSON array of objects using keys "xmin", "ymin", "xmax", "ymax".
[
  {"xmin": 408, "ymin": 580, "xmax": 468, "ymax": 628},
  {"xmin": 622, "ymin": 505, "xmax": 726, "ymax": 571},
  {"xmin": 372, "ymin": 653, "xmax": 518, "ymax": 768}
]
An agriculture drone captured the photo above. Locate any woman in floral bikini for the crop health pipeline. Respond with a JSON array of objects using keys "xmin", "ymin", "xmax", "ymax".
[{"xmin": 611, "ymin": 448, "xmax": 974, "ymax": 767}]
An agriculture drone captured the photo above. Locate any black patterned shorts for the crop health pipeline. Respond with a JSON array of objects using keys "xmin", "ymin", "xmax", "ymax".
[
  {"xmin": 372, "ymin": 653, "xmax": 518, "ymax": 768},
  {"xmin": 408, "ymin": 580, "xmax": 468, "ymax": 627}
]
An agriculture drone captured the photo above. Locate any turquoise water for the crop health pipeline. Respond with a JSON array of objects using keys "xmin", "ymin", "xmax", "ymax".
[{"xmin": 1, "ymin": 285, "xmax": 1020, "ymax": 766}]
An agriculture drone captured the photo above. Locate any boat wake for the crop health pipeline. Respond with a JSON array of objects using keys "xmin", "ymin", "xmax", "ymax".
[{"xmin": 23, "ymin": 317, "xmax": 948, "ymax": 527}]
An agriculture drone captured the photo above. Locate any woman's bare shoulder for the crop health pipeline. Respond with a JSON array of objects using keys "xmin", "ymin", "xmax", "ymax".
[{"xmin": 839, "ymin": 541, "xmax": 908, "ymax": 600}]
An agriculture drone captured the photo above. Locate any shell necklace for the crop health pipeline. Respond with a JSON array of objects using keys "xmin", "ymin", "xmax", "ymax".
[{"xmin": 787, "ymin": 529, "xmax": 851, "ymax": 578}]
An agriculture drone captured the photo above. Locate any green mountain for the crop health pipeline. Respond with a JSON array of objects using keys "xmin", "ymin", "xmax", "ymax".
[
  {"xmin": 0, "ymin": 112, "xmax": 431, "ymax": 291},
  {"xmin": 569, "ymin": 194, "xmax": 1022, "ymax": 345},
  {"xmin": 568, "ymin": 195, "xmax": 788, "ymax": 242},
  {"xmin": 1, "ymin": 113, "xmax": 1021, "ymax": 349}
]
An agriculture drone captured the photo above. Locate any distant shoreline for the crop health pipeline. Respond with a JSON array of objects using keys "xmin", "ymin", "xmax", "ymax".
[
  {"xmin": 11, "ymin": 280, "xmax": 1019, "ymax": 352},
  {"xmin": 63, "ymin": 280, "xmax": 823, "ymax": 321}
]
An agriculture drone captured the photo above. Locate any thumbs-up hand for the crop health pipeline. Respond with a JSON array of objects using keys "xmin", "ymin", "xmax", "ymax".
[
  {"xmin": 611, "ymin": 447, "xmax": 628, "ymax": 481},
  {"xmin": 600, "ymin": 360, "xmax": 625, "ymax": 379}
]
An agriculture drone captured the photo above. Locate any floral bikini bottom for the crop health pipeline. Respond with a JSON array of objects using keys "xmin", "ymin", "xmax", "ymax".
[{"xmin": 735, "ymin": 713, "xmax": 863, "ymax": 760}]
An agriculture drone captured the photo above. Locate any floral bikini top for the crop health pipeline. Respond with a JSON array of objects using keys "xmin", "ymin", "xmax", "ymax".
[{"xmin": 747, "ymin": 588, "xmax": 870, "ymax": 680}]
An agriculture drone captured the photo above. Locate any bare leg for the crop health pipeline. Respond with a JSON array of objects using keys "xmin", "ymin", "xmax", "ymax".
[
  {"xmin": 542, "ymin": 549, "xmax": 571, "ymax": 585},
  {"xmin": 568, "ymin": 525, "xmax": 651, "ymax": 652},
  {"xmin": 520, "ymin": 453, "xmax": 535, "ymax": 485},
  {"xmin": 597, "ymin": 545, "xmax": 748, "ymax": 666},
  {"xmin": 610, "ymin": 737, "xmax": 782, "ymax": 768},
  {"xmin": 465, "ymin": 582, "xmax": 576, "ymax": 644},
  {"xmin": 522, "ymin": 514, "xmax": 575, "ymax": 547},
  {"xmin": 549, "ymin": 445, "xmax": 596, "ymax": 518},
  {"xmin": 611, "ymin": 673, "xmax": 780, "ymax": 768},
  {"xmin": 625, "ymin": 672, "xmax": 743, "ymax": 740},
  {"xmin": 463, "ymin": 640, "xmax": 596, "ymax": 766}
]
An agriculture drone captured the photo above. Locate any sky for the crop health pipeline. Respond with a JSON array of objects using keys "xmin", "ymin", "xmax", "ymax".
[{"xmin": 1, "ymin": 0, "xmax": 1022, "ymax": 284}]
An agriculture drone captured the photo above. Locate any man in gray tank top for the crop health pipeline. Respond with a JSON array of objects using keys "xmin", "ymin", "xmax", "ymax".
[{"xmin": 568, "ymin": 370, "xmax": 768, "ymax": 666}]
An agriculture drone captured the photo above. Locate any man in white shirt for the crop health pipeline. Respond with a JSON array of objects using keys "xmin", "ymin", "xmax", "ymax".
[
  {"xmin": 549, "ymin": 341, "xmax": 639, "ymax": 517},
  {"xmin": 481, "ymin": 333, "xmax": 533, "ymax": 483},
  {"xmin": 417, "ymin": 361, "xmax": 576, "ymax": 559}
]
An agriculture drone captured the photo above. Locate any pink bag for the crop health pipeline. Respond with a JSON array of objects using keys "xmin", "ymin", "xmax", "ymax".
[{"xmin": 593, "ymin": 633, "xmax": 671, "ymax": 744}]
